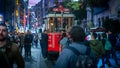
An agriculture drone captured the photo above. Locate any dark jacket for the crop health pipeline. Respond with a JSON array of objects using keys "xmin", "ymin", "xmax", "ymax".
[
  {"xmin": 6, "ymin": 43, "xmax": 25, "ymax": 68},
  {"xmin": 41, "ymin": 33, "xmax": 48, "ymax": 46},
  {"xmin": 108, "ymin": 34, "xmax": 117, "ymax": 47},
  {"xmin": 24, "ymin": 34, "xmax": 33, "ymax": 44},
  {"xmin": 0, "ymin": 51, "xmax": 10, "ymax": 68}
]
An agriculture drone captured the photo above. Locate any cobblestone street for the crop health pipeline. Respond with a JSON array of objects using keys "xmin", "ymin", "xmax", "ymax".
[{"xmin": 13, "ymin": 42, "xmax": 120, "ymax": 68}]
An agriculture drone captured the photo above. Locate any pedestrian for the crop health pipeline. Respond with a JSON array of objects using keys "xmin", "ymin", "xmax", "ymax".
[
  {"xmin": 13, "ymin": 31, "xmax": 20, "ymax": 46},
  {"xmin": 101, "ymin": 32, "xmax": 112, "ymax": 67},
  {"xmin": 116, "ymin": 33, "xmax": 120, "ymax": 50},
  {"xmin": 0, "ymin": 23, "xmax": 25, "ymax": 68},
  {"xmin": 107, "ymin": 30, "xmax": 118, "ymax": 66},
  {"xmin": 24, "ymin": 30, "xmax": 33, "ymax": 58},
  {"xmin": 18, "ymin": 33, "xmax": 25, "ymax": 53},
  {"xmin": 8, "ymin": 31, "xmax": 15, "ymax": 42},
  {"xmin": 34, "ymin": 33, "xmax": 39, "ymax": 48},
  {"xmin": 89, "ymin": 32, "xmax": 105, "ymax": 68},
  {"xmin": 40, "ymin": 30, "xmax": 48, "ymax": 59},
  {"xmin": 59, "ymin": 29, "xmax": 66, "ymax": 43},
  {"xmin": 59, "ymin": 32, "xmax": 69, "ymax": 50},
  {"xmin": 54, "ymin": 26, "xmax": 90, "ymax": 68}
]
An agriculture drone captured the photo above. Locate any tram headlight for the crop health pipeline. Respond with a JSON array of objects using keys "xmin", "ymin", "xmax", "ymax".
[
  {"xmin": 50, "ymin": 23, "xmax": 53, "ymax": 26},
  {"xmin": 50, "ymin": 20, "xmax": 54, "ymax": 26}
]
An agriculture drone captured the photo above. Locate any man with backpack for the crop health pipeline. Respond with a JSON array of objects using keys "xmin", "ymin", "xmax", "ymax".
[
  {"xmin": 0, "ymin": 23, "xmax": 25, "ymax": 68},
  {"xmin": 54, "ymin": 26, "xmax": 94, "ymax": 68}
]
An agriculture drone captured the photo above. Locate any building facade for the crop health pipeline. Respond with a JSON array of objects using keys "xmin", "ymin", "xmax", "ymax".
[
  {"xmin": 33, "ymin": 0, "xmax": 56, "ymax": 27},
  {"xmin": 93, "ymin": 0, "xmax": 120, "ymax": 28}
]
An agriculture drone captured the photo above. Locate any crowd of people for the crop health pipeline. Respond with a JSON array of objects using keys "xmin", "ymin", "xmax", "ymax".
[
  {"xmin": 55, "ymin": 26, "xmax": 120, "ymax": 68},
  {"xmin": 0, "ymin": 22, "xmax": 120, "ymax": 68},
  {"xmin": 0, "ymin": 23, "xmax": 49, "ymax": 68}
]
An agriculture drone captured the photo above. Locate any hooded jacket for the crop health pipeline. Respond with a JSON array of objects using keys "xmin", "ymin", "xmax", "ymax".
[{"xmin": 89, "ymin": 40, "xmax": 105, "ymax": 58}]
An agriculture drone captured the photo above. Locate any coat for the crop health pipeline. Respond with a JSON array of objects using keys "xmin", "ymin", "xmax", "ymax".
[
  {"xmin": 6, "ymin": 43, "xmax": 25, "ymax": 68},
  {"xmin": 89, "ymin": 40, "xmax": 105, "ymax": 58},
  {"xmin": 0, "ymin": 51, "xmax": 10, "ymax": 68},
  {"xmin": 40, "ymin": 33, "xmax": 48, "ymax": 46}
]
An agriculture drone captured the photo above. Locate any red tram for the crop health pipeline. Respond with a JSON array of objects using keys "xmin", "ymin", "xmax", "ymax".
[
  {"xmin": 45, "ymin": 13, "xmax": 74, "ymax": 60},
  {"xmin": 44, "ymin": 4, "xmax": 75, "ymax": 59}
]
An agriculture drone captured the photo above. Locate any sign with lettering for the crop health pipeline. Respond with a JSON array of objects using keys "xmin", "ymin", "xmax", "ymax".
[{"xmin": 53, "ymin": 5, "xmax": 70, "ymax": 12}]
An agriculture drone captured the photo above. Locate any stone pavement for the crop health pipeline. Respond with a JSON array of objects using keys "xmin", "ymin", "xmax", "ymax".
[
  {"xmin": 13, "ymin": 44, "xmax": 120, "ymax": 68},
  {"xmin": 22, "ymin": 47, "xmax": 120, "ymax": 68},
  {"xmin": 21, "ymin": 45, "xmax": 47, "ymax": 68},
  {"xmin": 23, "ymin": 47, "xmax": 120, "ymax": 68}
]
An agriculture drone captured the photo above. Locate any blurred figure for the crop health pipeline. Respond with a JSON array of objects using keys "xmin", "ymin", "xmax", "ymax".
[
  {"xmin": 8, "ymin": 31, "xmax": 15, "ymax": 42},
  {"xmin": 59, "ymin": 32, "xmax": 69, "ymax": 50},
  {"xmin": 116, "ymin": 33, "xmax": 120, "ymax": 50},
  {"xmin": 0, "ymin": 23, "xmax": 24, "ymax": 68},
  {"xmin": 24, "ymin": 30, "xmax": 33, "ymax": 58},
  {"xmin": 89, "ymin": 32, "xmax": 105, "ymax": 68},
  {"xmin": 107, "ymin": 30, "xmax": 118, "ymax": 65},
  {"xmin": 101, "ymin": 32, "xmax": 112, "ymax": 67},
  {"xmin": 60, "ymin": 29, "xmax": 65, "ymax": 35},
  {"xmin": 59, "ymin": 29, "xmax": 65, "ymax": 40},
  {"xmin": 34, "ymin": 33, "xmax": 39, "ymax": 48},
  {"xmin": 9, "ymin": 31, "xmax": 20, "ymax": 47},
  {"xmin": 58, "ymin": 29, "xmax": 66, "ymax": 48},
  {"xmin": 40, "ymin": 30, "xmax": 48, "ymax": 59},
  {"xmin": 85, "ymin": 32, "xmax": 91, "ymax": 41},
  {"xmin": 14, "ymin": 31, "xmax": 20, "ymax": 46},
  {"xmin": 18, "ymin": 33, "xmax": 25, "ymax": 53}
]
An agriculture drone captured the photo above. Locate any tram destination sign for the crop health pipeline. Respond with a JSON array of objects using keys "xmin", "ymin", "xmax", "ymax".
[{"xmin": 53, "ymin": 4, "xmax": 70, "ymax": 13}]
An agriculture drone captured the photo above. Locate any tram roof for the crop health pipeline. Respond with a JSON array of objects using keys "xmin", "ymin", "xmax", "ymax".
[{"xmin": 46, "ymin": 13, "xmax": 75, "ymax": 18}]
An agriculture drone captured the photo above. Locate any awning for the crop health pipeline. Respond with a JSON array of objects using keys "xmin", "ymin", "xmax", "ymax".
[{"xmin": 90, "ymin": 27, "xmax": 106, "ymax": 32}]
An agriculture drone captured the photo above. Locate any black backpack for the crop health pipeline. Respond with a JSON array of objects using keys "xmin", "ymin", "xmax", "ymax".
[{"xmin": 67, "ymin": 46, "xmax": 94, "ymax": 68}]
